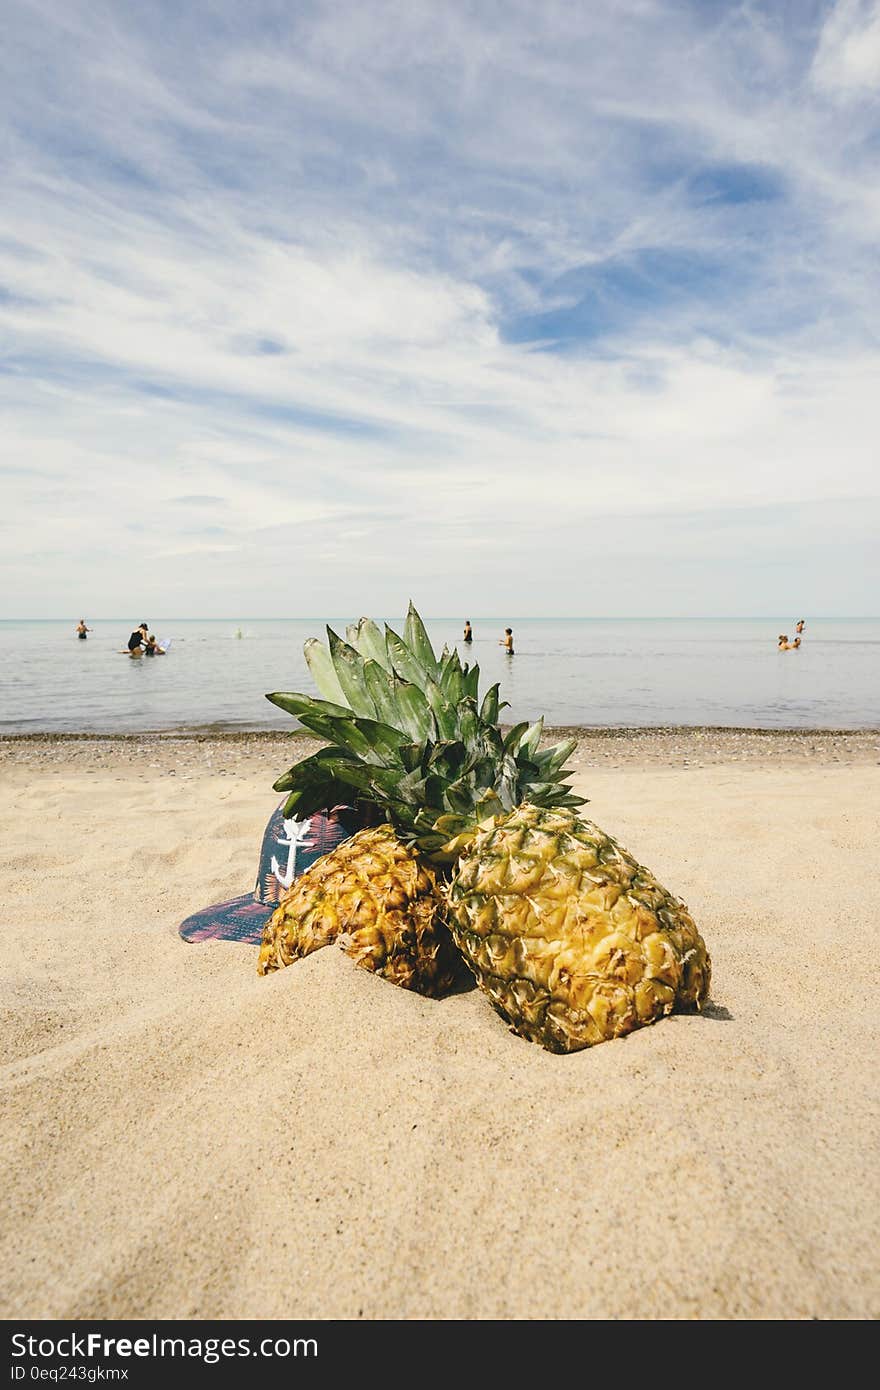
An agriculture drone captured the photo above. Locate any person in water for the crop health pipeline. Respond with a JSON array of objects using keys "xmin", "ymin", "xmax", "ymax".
[
  {"xmin": 463, "ymin": 620, "xmax": 473, "ymax": 644},
  {"xmin": 144, "ymin": 634, "xmax": 165, "ymax": 657},
  {"xmin": 795, "ymin": 619, "xmax": 805, "ymax": 634},
  {"xmin": 127, "ymin": 622, "xmax": 148, "ymax": 653},
  {"xmin": 778, "ymin": 634, "xmax": 792, "ymax": 650},
  {"xmin": 76, "ymin": 619, "xmax": 91, "ymax": 640},
  {"xmin": 499, "ymin": 627, "xmax": 514, "ymax": 655}
]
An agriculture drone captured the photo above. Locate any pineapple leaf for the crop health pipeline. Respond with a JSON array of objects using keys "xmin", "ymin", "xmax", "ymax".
[
  {"xmin": 403, "ymin": 602, "xmax": 439, "ymax": 677},
  {"xmin": 327, "ymin": 628, "xmax": 378, "ymax": 718},
  {"xmin": 443, "ymin": 788, "xmax": 474, "ymax": 817},
  {"xmin": 392, "ymin": 677, "xmax": 436, "ymax": 742},
  {"xmin": 502, "ymin": 721, "xmax": 531, "ymax": 755},
  {"xmin": 481, "ymin": 724, "xmax": 504, "ymax": 760},
  {"xmin": 304, "ymin": 637, "xmax": 347, "ymax": 705},
  {"xmin": 362, "ymin": 660, "xmax": 400, "ymax": 727},
  {"xmin": 479, "ymin": 683, "xmax": 501, "ymax": 726},
  {"xmin": 354, "ymin": 617, "xmax": 389, "ymax": 669},
  {"xmin": 265, "ymin": 691, "xmax": 352, "ymax": 721},
  {"xmin": 472, "ymin": 756, "xmax": 501, "ymax": 793},
  {"xmin": 438, "ymin": 647, "xmax": 464, "ymax": 703},
  {"xmin": 427, "ymin": 740, "xmax": 467, "ymax": 778},
  {"xmin": 474, "ymin": 790, "xmax": 507, "ymax": 821},
  {"xmin": 521, "ymin": 717, "xmax": 544, "ymax": 756},
  {"xmin": 525, "ymin": 780, "xmax": 579, "ymax": 801},
  {"xmin": 422, "ymin": 674, "xmax": 458, "ymax": 740},
  {"xmin": 513, "ymin": 754, "xmax": 541, "ymax": 782},
  {"xmin": 462, "ymin": 663, "xmax": 480, "ymax": 700},
  {"xmin": 422, "ymin": 773, "xmax": 446, "ymax": 806},
  {"xmin": 457, "ymin": 698, "xmax": 480, "ymax": 752},
  {"xmin": 384, "ymin": 626, "xmax": 428, "ymax": 687},
  {"xmin": 320, "ymin": 760, "xmax": 380, "ymax": 796},
  {"xmin": 398, "ymin": 741, "xmax": 425, "ymax": 773},
  {"xmin": 288, "ymin": 711, "xmax": 349, "ymax": 745},
  {"xmin": 533, "ymin": 738, "xmax": 579, "ymax": 776},
  {"xmin": 537, "ymin": 786, "xmax": 588, "ymax": 807},
  {"xmin": 369, "ymin": 764, "xmax": 427, "ymax": 804},
  {"xmin": 273, "ymin": 747, "xmax": 364, "ymax": 816},
  {"xmin": 560, "ymin": 790, "xmax": 589, "ymax": 807},
  {"xmin": 496, "ymin": 754, "xmax": 521, "ymax": 810},
  {"xmin": 431, "ymin": 812, "xmax": 476, "ymax": 838},
  {"xmin": 327, "ymin": 716, "xmax": 409, "ymax": 765}
]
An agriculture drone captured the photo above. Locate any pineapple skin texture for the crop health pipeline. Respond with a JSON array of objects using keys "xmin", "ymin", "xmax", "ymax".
[
  {"xmin": 257, "ymin": 824, "xmax": 462, "ymax": 998},
  {"xmin": 447, "ymin": 804, "xmax": 711, "ymax": 1054}
]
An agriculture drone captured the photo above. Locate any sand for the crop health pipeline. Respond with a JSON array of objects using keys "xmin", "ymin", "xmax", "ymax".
[{"xmin": 1, "ymin": 731, "xmax": 878, "ymax": 1321}]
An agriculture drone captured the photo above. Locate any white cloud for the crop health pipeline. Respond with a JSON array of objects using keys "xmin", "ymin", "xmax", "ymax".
[
  {"xmin": 812, "ymin": 0, "xmax": 880, "ymax": 94},
  {"xmin": 1, "ymin": 0, "xmax": 879, "ymax": 616}
]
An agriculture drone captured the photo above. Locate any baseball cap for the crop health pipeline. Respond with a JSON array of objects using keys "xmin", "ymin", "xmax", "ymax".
[{"xmin": 179, "ymin": 801, "xmax": 367, "ymax": 944}]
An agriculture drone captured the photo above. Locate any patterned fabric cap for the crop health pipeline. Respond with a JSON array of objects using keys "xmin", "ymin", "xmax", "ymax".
[{"xmin": 179, "ymin": 802, "xmax": 366, "ymax": 944}]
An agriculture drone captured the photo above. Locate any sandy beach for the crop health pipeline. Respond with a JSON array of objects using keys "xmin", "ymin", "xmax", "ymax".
[{"xmin": 1, "ymin": 729, "xmax": 878, "ymax": 1321}]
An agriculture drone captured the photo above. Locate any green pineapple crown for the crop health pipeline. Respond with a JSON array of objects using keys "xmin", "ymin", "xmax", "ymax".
[{"xmin": 267, "ymin": 602, "xmax": 586, "ymax": 860}]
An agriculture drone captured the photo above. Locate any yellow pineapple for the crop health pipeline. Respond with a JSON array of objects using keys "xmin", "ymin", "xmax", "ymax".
[
  {"xmin": 258, "ymin": 823, "xmax": 461, "ymax": 997},
  {"xmin": 448, "ymin": 804, "xmax": 709, "ymax": 1053}
]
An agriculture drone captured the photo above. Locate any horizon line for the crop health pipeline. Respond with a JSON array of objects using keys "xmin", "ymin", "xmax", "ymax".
[{"xmin": 2, "ymin": 615, "xmax": 878, "ymax": 624}]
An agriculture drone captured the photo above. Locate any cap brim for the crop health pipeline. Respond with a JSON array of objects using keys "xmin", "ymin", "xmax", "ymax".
[{"xmin": 179, "ymin": 894, "xmax": 274, "ymax": 945}]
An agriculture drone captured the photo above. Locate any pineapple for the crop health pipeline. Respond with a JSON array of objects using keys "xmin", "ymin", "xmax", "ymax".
[
  {"xmin": 258, "ymin": 822, "xmax": 463, "ymax": 997},
  {"xmin": 449, "ymin": 804, "xmax": 710, "ymax": 1052},
  {"xmin": 262, "ymin": 603, "xmax": 711, "ymax": 1051}
]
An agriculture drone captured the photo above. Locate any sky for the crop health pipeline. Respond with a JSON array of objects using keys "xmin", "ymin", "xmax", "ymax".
[{"xmin": 2, "ymin": 0, "xmax": 879, "ymax": 618}]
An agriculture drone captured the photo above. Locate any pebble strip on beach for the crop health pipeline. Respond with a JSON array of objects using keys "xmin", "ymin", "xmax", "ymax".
[{"xmin": 2, "ymin": 726, "xmax": 878, "ymax": 778}]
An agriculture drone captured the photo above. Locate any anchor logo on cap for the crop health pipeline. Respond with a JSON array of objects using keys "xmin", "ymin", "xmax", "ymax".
[{"xmin": 270, "ymin": 817, "xmax": 318, "ymax": 889}]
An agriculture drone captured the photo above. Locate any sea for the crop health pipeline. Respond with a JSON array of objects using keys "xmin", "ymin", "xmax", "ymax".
[{"xmin": 1, "ymin": 617, "xmax": 878, "ymax": 735}]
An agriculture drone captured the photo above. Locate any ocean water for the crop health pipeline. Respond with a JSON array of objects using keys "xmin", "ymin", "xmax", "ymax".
[{"xmin": 1, "ymin": 617, "xmax": 878, "ymax": 734}]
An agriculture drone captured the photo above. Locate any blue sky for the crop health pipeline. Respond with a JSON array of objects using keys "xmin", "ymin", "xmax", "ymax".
[{"xmin": 2, "ymin": 0, "xmax": 879, "ymax": 617}]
